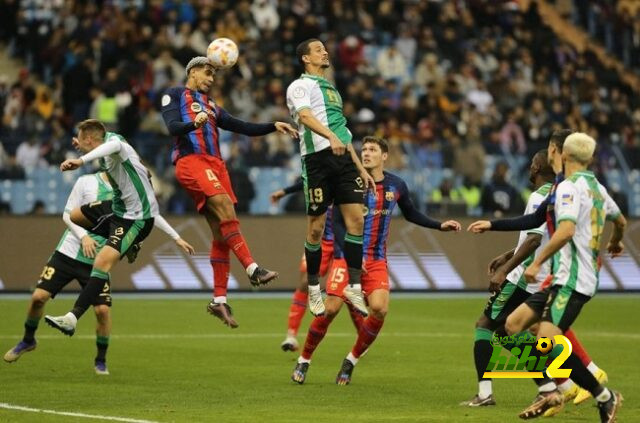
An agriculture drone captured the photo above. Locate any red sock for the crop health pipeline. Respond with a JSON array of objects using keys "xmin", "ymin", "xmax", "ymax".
[
  {"xmin": 351, "ymin": 315, "xmax": 384, "ymax": 358},
  {"xmin": 301, "ymin": 315, "xmax": 334, "ymax": 360},
  {"xmin": 219, "ymin": 219, "xmax": 254, "ymax": 269},
  {"xmin": 210, "ymin": 240, "xmax": 230, "ymax": 298},
  {"xmin": 346, "ymin": 302, "xmax": 364, "ymax": 332},
  {"xmin": 564, "ymin": 329, "xmax": 592, "ymax": 366},
  {"xmin": 287, "ymin": 289, "xmax": 308, "ymax": 336}
]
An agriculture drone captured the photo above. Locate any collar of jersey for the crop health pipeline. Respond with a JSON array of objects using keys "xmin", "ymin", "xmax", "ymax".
[
  {"xmin": 573, "ymin": 170, "xmax": 594, "ymax": 177},
  {"xmin": 301, "ymin": 73, "xmax": 329, "ymax": 82}
]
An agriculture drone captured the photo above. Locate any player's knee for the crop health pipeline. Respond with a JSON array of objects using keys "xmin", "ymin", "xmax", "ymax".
[
  {"xmin": 206, "ymin": 195, "xmax": 235, "ymax": 220},
  {"xmin": 504, "ymin": 316, "xmax": 520, "ymax": 336},
  {"xmin": 370, "ymin": 305, "xmax": 387, "ymax": 320},
  {"xmin": 94, "ymin": 305, "xmax": 110, "ymax": 322},
  {"xmin": 475, "ymin": 315, "xmax": 491, "ymax": 330},
  {"xmin": 324, "ymin": 301, "xmax": 341, "ymax": 318},
  {"xmin": 308, "ymin": 228, "xmax": 323, "ymax": 243},
  {"xmin": 31, "ymin": 290, "xmax": 50, "ymax": 308},
  {"xmin": 528, "ymin": 323, "xmax": 539, "ymax": 335}
]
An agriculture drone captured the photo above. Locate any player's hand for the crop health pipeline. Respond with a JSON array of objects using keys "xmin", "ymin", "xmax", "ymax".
[
  {"xmin": 360, "ymin": 169, "xmax": 376, "ymax": 192},
  {"xmin": 270, "ymin": 189, "xmax": 286, "ymax": 205},
  {"xmin": 488, "ymin": 269, "xmax": 505, "ymax": 293},
  {"xmin": 607, "ymin": 240, "xmax": 624, "ymax": 258},
  {"xmin": 274, "ymin": 122, "xmax": 298, "ymax": 138},
  {"xmin": 328, "ymin": 133, "xmax": 346, "ymax": 156},
  {"xmin": 488, "ymin": 251, "xmax": 513, "ymax": 276},
  {"xmin": 467, "ymin": 220, "xmax": 492, "ymax": 233},
  {"xmin": 81, "ymin": 235, "xmax": 98, "ymax": 258},
  {"xmin": 440, "ymin": 220, "xmax": 461, "ymax": 232},
  {"xmin": 523, "ymin": 262, "xmax": 540, "ymax": 284},
  {"xmin": 194, "ymin": 111, "xmax": 209, "ymax": 128},
  {"xmin": 60, "ymin": 158, "xmax": 83, "ymax": 172},
  {"xmin": 176, "ymin": 238, "xmax": 195, "ymax": 255}
]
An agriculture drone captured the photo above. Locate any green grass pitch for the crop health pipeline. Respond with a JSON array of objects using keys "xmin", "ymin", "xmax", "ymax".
[{"xmin": 0, "ymin": 295, "xmax": 637, "ymax": 422}]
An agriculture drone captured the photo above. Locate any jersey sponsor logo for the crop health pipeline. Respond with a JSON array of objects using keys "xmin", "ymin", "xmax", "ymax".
[
  {"xmin": 554, "ymin": 293, "xmax": 569, "ymax": 310},
  {"xmin": 293, "ymin": 87, "xmax": 306, "ymax": 98},
  {"xmin": 115, "ymin": 227, "xmax": 124, "ymax": 236},
  {"xmin": 561, "ymin": 194, "xmax": 573, "ymax": 205},
  {"xmin": 190, "ymin": 102, "xmax": 202, "ymax": 113},
  {"xmin": 161, "ymin": 94, "xmax": 171, "ymax": 107}
]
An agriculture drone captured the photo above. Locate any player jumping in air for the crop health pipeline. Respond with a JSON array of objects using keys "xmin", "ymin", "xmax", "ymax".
[
  {"xmin": 4, "ymin": 172, "xmax": 193, "ymax": 374},
  {"xmin": 290, "ymin": 136, "xmax": 461, "ymax": 385},
  {"xmin": 161, "ymin": 56, "xmax": 297, "ymax": 328},
  {"xmin": 286, "ymin": 39, "xmax": 376, "ymax": 318}
]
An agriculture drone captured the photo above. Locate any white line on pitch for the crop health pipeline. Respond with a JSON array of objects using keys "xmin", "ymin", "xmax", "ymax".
[
  {"xmin": 0, "ymin": 402, "xmax": 159, "ymax": 423},
  {"xmin": 0, "ymin": 331, "xmax": 637, "ymax": 340}
]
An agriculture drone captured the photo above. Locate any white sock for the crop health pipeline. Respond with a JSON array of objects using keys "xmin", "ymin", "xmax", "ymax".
[
  {"xmin": 64, "ymin": 312, "xmax": 78, "ymax": 326},
  {"xmin": 309, "ymin": 284, "xmax": 321, "ymax": 294},
  {"xmin": 587, "ymin": 361, "xmax": 600, "ymax": 375},
  {"xmin": 349, "ymin": 283, "xmax": 362, "ymax": 292},
  {"xmin": 298, "ymin": 356, "xmax": 310, "ymax": 364},
  {"xmin": 246, "ymin": 263, "xmax": 258, "ymax": 276},
  {"xmin": 557, "ymin": 379, "xmax": 575, "ymax": 393},
  {"xmin": 346, "ymin": 352, "xmax": 359, "ymax": 365},
  {"xmin": 538, "ymin": 382, "xmax": 557, "ymax": 393},
  {"xmin": 214, "ymin": 296, "xmax": 227, "ymax": 304},
  {"xmin": 596, "ymin": 388, "xmax": 611, "ymax": 403},
  {"xmin": 478, "ymin": 380, "xmax": 492, "ymax": 399}
]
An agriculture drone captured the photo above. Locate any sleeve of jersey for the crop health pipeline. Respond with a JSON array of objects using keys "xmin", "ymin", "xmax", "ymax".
[
  {"xmin": 490, "ymin": 195, "xmax": 549, "ymax": 231},
  {"xmin": 286, "ymin": 80, "xmax": 312, "ymax": 112},
  {"xmin": 153, "ymin": 214, "xmax": 180, "ymax": 240},
  {"xmin": 525, "ymin": 195, "xmax": 545, "ymax": 236},
  {"xmin": 283, "ymin": 180, "xmax": 304, "ymax": 195},
  {"xmin": 80, "ymin": 140, "xmax": 122, "ymax": 163},
  {"xmin": 555, "ymin": 182, "xmax": 580, "ymax": 224},
  {"xmin": 397, "ymin": 180, "xmax": 441, "ymax": 229},
  {"xmin": 216, "ymin": 107, "xmax": 276, "ymax": 135},
  {"xmin": 160, "ymin": 90, "xmax": 197, "ymax": 136},
  {"xmin": 62, "ymin": 178, "xmax": 88, "ymax": 240},
  {"xmin": 601, "ymin": 185, "xmax": 622, "ymax": 221}
]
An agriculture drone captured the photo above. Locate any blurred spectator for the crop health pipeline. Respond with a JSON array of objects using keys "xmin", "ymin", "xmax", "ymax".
[
  {"xmin": 29, "ymin": 200, "xmax": 47, "ymax": 215},
  {"xmin": 15, "ymin": 137, "xmax": 45, "ymax": 170},
  {"xmin": 376, "ymin": 46, "xmax": 409, "ymax": 82},
  {"xmin": 481, "ymin": 162, "xmax": 525, "ymax": 216}
]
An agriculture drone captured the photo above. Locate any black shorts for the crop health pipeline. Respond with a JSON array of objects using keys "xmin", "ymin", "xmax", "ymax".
[
  {"xmin": 483, "ymin": 281, "xmax": 531, "ymax": 329},
  {"xmin": 36, "ymin": 251, "xmax": 112, "ymax": 306},
  {"xmin": 80, "ymin": 201, "xmax": 154, "ymax": 256},
  {"xmin": 524, "ymin": 285, "xmax": 590, "ymax": 332},
  {"xmin": 302, "ymin": 149, "xmax": 365, "ymax": 216}
]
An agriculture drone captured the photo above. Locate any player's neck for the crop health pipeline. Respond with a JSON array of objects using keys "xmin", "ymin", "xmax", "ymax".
[
  {"xmin": 185, "ymin": 80, "xmax": 198, "ymax": 91},
  {"xmin": 534, "ymin": 176, "xmax": 552, "ymax": 190},
  {"xmin": 563, "ymin": 162, "xmax": 586, "ymax": 178},
  {"xmin": 370, "ymin": 167, "xmax": 384, "ymax": 181},
  {"xmin": 304, "ymin": 66, "xmax": 325, "ymax": 78}
]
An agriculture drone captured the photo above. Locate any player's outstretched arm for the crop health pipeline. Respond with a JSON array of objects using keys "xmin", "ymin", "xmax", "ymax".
[
  {"xmin": 216, "ymin": 107, "xmax": 296, "ymax": 137},
  {"xmin": 270, "ymin": 180, "xmax": 304, "ymax": 204},
  {"xmin": 524, "ymin": 220, "xmax": 574, "ymax": 284},
  {"xmin": 153, "ymin": 215, "xmax": 195, "ymax": 255},
  {"xmin": 489, "ymin": 233, "xmax": 542, "ymax": 292},
  {"xmin": 396, "ymin": 181, "xmax": 458, "ymax": 231},
  {"xmin": 62, "ymin": 140, "xmax": 122, "ymax": 172},
  {"xmin": 468, "ymin": 196, "xmax": 549, "ymax": 233},
  {"xmin": 488, "ymin": 249, "xmax": 515, "ymax": 276}
]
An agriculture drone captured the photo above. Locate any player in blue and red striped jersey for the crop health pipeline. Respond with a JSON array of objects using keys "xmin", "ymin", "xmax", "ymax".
[
  {"xmin": 291, "ymin": 136, "xmax": 461, "ymax": 385},
  {"xmin": 161, "ymin": 56, "xmax": 297, "ymax": 328}
]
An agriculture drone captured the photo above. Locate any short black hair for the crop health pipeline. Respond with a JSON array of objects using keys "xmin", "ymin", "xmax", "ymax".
[
  {"xmin": 296, "ymin": 38, "xmax": 321, "ymax": 65},
  {"xmin": 549, "ymin": 129, "xmax": 573, "ymax": 151},
  {"xmin": 362, "ymin": 136, "xmax": 389, "ymax": 153},
  {"xmin": 534, "ymin": 148, "xmax": 554, "ymax": 177}
]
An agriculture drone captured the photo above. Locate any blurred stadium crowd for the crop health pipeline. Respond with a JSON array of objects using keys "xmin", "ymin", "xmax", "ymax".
[{"xmin": 0, "ymin": 0, "xmax": 638, "ymax": 216}]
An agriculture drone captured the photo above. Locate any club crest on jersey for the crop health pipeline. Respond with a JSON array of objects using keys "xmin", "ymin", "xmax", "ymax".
[
  {"xmin": 191, "ymin": 102, "xmax": 202, "ymax": 113},
  {"xmin": 385, "ymin": 191, "xmax": 395, "ymax": 201}
]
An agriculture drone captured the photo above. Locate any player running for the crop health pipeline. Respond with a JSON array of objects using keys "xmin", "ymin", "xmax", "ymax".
[
  {"xmin": 4, "ymin": 171, "xmax": 194, "ymax": 374},
  {"xmin": 43, "ymin": 119, "xmax": 161, "ymax": 336},
  {"xmin": 461, "ymin": 150, "xmax": 556, "ymax": 406},
  {"xmin": 270, "ymin": 185, "xmax": 363, "ymax": 351},
  {"xmin": 161, "ymin": 56, "xmax": 297, "ymax": 328},
  {"xmin": 287, "ymin": 39, "xmax": 376, "ymax": 318},
  {"xmin": 290, "ymin": 136, "xmax": 461, "ymax": 385},
  {"xmin": 470, "ymin": 133, "xmax": 626, "ymax": 422}
]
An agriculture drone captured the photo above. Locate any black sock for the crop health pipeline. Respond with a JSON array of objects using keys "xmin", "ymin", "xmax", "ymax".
[
  {"xmin": 72, "ymin": 272, "xmax": 109, "ymax": 319},
  {"xmin": 474, "ymin": 328, "xmax": 493, "ymax": 381},
  {"xmin": 95, "ymin": 335, "xmax": 109, "ymax": 363},
  {"xmin": 23, "ymin": 317, "xmax": 39, "ymax": 343},
  {"xmin": 304, "ymin": 241, "xmax": 321, "ymax": 286},
  {"xmin": 343, "ymin": 233, "xmax": 363, "ymax": 286},
  {"xmin": 564, "ymin": 353, "xmax": 603, "ymax": 397}
]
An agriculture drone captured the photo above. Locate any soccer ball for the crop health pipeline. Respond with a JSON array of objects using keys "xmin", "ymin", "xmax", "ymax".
[
  {"xmin": 206, "ymin": 38, "xmax": 239, "ymax": 69},
  {"xmin": 536, "ymin": 337, "xmax": 553, "ymax": 354}
]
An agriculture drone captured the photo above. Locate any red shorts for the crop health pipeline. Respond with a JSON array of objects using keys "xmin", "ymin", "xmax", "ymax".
[
  {"xmin": 325, "ymin": 258, "xmax": 389, "ymax": 297},
  {"xmin": 299, "ymin": 239, "xmax": 334, "ymax": 277},
  {"xmin": 175, "ymin": 154, "xmax": 237, "ymax": 212}
]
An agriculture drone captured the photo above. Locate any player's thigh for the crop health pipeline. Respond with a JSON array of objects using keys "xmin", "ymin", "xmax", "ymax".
[
  {"xmin": 79, "ymin": 200, "xmax": 114, "ymax": 239},
  {"xmin": 306, "ymin": 213, "xmax": 327, "ymax": 242},
  {"xmin": 366, "ymin": 289, "xmax": 389, "ymax": 316},
  {"xmin": 105, "ymin": 216, "xmax": 154, "ymax": 259},
  {"xmin": 536, "ymin": 321, "xmax": 563, "ymax": 340},
  {"xmin": 504, "ymin": 301, "xmax": 539, "ymax": 335},
  {"xmin": 35, "ymin": 252, "xmax": 81, "ymax": 298},
  {"xmin": 324, "ymin": 293, "xmax": 345, "ymax": 317},
  {"xmin": 302, "ymin": 151, "xmax": 334, "ymax": 216},
  {"xmin": 541, "ymin": 286, "xmax": 590, "ymax": 333},
  {"xmin": 338, "ymin": 202, "xmax": 365, "ymax": 234},
  {"xmin": 176, "ymin": 155, "xmax": 236, "ymax": 212},
  {"xmin": 205, "ymin": 193, "xmax": 236, "ymax": 221},
  {"xmin": 333, "ymin": 155, "xmax": 365, "ymax": 211}
]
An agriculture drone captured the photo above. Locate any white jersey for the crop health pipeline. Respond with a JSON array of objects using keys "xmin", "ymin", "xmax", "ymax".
[
  {"xmin": 286, "ymin": 74, "xmax": 352, "ymax": 156},
  {"xmin": 506, "ymin": 183, "xmax": 552, "ymax": 293},
  {"xmin": 56, "ymin": 174, "xmax": 113, "ymax": 264},
  {"xmin": 552, "ymin": 171, "xmax": 621, "ymax": 296},
  {"xmin": 93, "ymin": 132, "xmax": 159, "ymax": 220}
]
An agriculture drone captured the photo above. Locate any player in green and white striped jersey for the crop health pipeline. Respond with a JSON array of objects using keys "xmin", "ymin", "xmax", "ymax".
[
  {"xmin": 286, "ymin": 39, "xmax": 375, "ymax": 317},
  {"xmin": 5, "ymin": 171, "xmax": 193, "ymax": 374},
  {"xmin": 522, "ymin": 133, "xmax": 626, "ymax": 422},
  {"xmin": 45, "ymin": 119, "xmax": 164, "ymax": 337}
]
